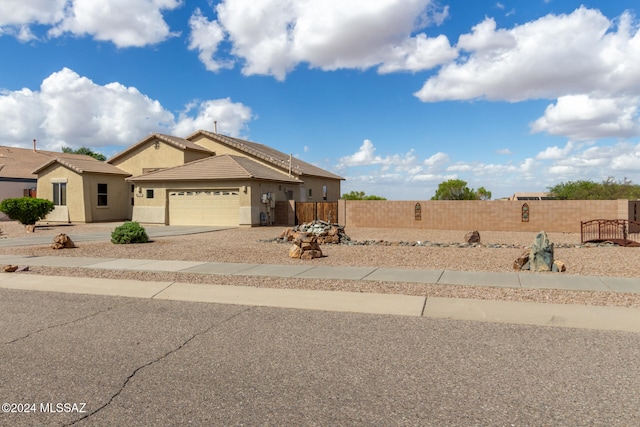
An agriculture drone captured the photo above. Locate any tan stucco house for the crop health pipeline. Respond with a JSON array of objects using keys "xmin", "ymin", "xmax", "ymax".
[{"xmin": 33, "ymin": 130, "xmax": 343, "ymax": 226}]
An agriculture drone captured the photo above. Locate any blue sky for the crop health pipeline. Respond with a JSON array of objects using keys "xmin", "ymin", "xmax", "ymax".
[{"xmin": 1, "ymin": 0, "xmax": 639, "ymax": 199}]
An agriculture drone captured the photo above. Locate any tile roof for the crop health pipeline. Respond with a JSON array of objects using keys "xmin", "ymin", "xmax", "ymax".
[
  {"xmin": 32, "ymin": 154, "xmax": 131, "ymax": 176},
  {"xmin": 108, "ymin": 133, "xmax": 213, "ymax": 163},
  {"xmin": 1, "ymin": 146, "xmax": 127, "ymax": 179},
  {"xmin": 127, "ymin": 154, "xmax": 301, "ymax": 183},
  {"xmin": 187, "ymin": 130, "xmax": 344, "ymax": 180}
]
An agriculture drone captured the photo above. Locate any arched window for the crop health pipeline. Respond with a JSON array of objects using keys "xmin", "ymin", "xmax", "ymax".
[{"xmin": 521, "ymin": 203, "xmax": 529, "ymax": 222}]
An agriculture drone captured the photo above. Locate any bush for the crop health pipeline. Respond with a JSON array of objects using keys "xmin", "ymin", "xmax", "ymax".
[
  {"xmin": 0, "ymin": 197, "xmax": 54, "ymax": 225},
  {"xmin": 111, "ymin": 221, "xmax": 149, "ymax": 244}
]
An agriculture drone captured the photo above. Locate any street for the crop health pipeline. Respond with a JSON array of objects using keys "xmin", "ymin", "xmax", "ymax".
[{"xmin": 1, "ymin": 286, "xmax": 639, "ymax": 426}]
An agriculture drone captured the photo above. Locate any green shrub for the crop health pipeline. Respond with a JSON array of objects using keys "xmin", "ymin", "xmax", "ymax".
[
  {"xmin": 111, "ymin": 221, "xmax": 149, "ymax": 244},
  {"xmin": 0, "ymin": 197, "xmax": 54, "ymax": 225}
]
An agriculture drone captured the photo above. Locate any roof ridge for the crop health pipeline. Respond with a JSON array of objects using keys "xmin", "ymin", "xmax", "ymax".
[{"xmin": 195, "ymin": 130, "xmax": 303, "ymax": 175}]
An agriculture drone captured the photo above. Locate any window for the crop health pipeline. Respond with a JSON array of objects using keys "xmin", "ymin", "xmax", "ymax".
[
  {"xmin": 521, "ymin": 203, "xmax": 529, "ymax": 222},
  {"xmin": 415, "ymin": 203, "xmax": 422, "ymax": 221},
  {"xmin": 146, "ymin": 189, "xmax": 154, "ymax": 199},
  {"xmin": 53, "ymin": 182, "xmax": 67, "ymax": 206},
  {"xmin": 308, "ymin": 188, "xmax": 313, "ymax": 198},
  {"xmin": 97, "ymin": 183, "xmax": 108, "ymax": 206},
  {"xmin": 131, "ymin": 184, "xmax": 135, "ymax": 193},
  {"xmin": 323, "ymin": 186, "xmax": 327, "ymax": 201}
]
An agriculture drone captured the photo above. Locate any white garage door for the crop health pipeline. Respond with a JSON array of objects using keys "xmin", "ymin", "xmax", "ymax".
[{"xmin": 168, "ymin": 189, "xmax": 239, "ymax": 226}]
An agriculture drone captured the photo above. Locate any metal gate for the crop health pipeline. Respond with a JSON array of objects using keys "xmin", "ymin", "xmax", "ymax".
[{"xmin": 295, "ymin": 202, "xmax": 338, "ymax": 224}]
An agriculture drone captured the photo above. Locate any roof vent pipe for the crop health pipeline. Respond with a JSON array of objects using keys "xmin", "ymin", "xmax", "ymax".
[
  {"xmin": 33, "ymin": 139, "xmax": 37, "ymax": 152},
  {"xmin": 214, "ymin": 120, "xmax": 217, "ymax": 133}
]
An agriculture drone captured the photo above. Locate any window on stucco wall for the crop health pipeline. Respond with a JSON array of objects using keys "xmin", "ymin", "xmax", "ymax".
[
  {"xmin": 521, "ymin": 203, "xmax": 529, "ymax": 222},
  {"xmin": 53, "ymin": 182, "xmax": 67, "ymax": 206},
  {"xmin": 97, "ymin": 183, "xmax": 108, "ymax": 206}
]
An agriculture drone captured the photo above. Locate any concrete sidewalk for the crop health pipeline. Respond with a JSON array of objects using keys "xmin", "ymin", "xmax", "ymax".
[
  {"xmin": 1, "ymin": 254, "xmax": 640, "ymax": 332},
  {"xmin": 1, "ymin": 254, "xmax": 639, "ymax": 293}
]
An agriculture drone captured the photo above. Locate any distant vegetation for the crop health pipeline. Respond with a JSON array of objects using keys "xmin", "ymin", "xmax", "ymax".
[
  {"xmin": 62, "ymin": 146, "xmax": 107, "ymax": 161},
  {"xmin": 341, "ymin": 191, "xmax": 387, "ymax": 200},
  {"xmin": 548, "ymin": 177, "xmax": 640, "ymax": 200},
  {"xmin": 431, "ymin": 179, "xmax": 492, "ymax": 200}
]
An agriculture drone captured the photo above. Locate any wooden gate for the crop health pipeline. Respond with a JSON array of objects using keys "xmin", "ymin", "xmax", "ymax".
[{"xmin": 296, "ymin": 202, "xmax": 338, "ymax": 224}]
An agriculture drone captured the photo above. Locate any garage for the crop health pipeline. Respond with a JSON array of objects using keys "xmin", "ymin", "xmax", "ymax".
[{"xmin": 168, "ymin": 189, "xmax": 239, "ymax": 226}]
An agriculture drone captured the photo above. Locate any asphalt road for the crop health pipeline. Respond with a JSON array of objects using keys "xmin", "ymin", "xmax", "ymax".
[{"xmin": 1, "ymin": 286, "xmax": 640, "ymax": 427}]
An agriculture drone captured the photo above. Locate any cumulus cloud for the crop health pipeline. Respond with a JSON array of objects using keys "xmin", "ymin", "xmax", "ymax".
[
  {"xmin": 0, "ymin": 0, "xmax": 181, "ymax": 47},
  {"xmin": 190, "ymin": 0, "xmax": 453, "ymax": 80},
  {"xmin": 0, "ymin": 68, "xmax": 253, "ymax": 152},
  {"xmin": 337, "ymin": 139, "xmax": 417, "ymax": 168},
  {"xmin": 415, "ymin": 7, "xmax": 630, "ymax": 102},
  {"xmin": 531, "ymin": 95, "xmax": 640, "ymax": 140},
  {"xmin": 412, "ymin": 6, "xmax": 640, "ymax": 142},
  {"xmin": 188, "ymin": 8, "xmax": 233, "ymax": 72}
]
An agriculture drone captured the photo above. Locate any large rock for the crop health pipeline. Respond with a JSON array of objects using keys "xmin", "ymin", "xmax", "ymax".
[
  {"xmin": 464, "ymin": 231, "xmax": 481, "ymax": 244},
  {"xmin": 529, "ymin": 231, "xmax": 554, "ymax": 272},
  {"xmin": 51, "ymin": 233, "xmax": 76, "ymax": 250}
]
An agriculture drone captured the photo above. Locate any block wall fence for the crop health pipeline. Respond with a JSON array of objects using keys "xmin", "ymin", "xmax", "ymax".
[{"xmin": 337, "ymin": 199, "xmax": 640, "ymax": 233}]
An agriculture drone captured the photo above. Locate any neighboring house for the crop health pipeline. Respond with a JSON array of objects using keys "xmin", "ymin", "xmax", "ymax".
[
  {"xmin": 509, "ymin": 192, "xmax": 554, "ymax": 200},
  {"xmin": 33, "ymin": 130, "xmax": 343, "ymax": 226},
  {"xmin": 0, "ymin": 145, "xmax": 112, "ymax": 221},
  {"xmin": 33, "ymin": 155, "xmax": 131, "ymax": 223}
]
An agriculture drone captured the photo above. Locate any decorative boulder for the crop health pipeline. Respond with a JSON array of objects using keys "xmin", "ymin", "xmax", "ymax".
[
  {"xmin": 464, "ymin": 231, "xmax": 481, "ymax": 244},
  {"xmin": 51, "ymin": 233, "xmax": 76, "ymax": 249},
  {"xmin": 529, "ymin": 231, "xmax": 554, "ymax": 272},
  {"xmin": 3, "ymin": 265, "xmax": 18, "ymax": 272}
]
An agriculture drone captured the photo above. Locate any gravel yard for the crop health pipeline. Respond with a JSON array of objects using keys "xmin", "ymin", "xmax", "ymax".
[{"xmin": 1, "ymin": 221, "xmax": 640, "ymax": 307}]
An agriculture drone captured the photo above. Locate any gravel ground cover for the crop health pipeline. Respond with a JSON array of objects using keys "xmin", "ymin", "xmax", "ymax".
[{"xmin": 1, "ymin": 221, "xmax": 639, "ymax": 307}]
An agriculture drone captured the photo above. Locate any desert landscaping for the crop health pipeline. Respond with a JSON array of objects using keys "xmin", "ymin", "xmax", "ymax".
[{"xmin": 1, "ymin": 220, "xmax": 640, "ymax": 308}]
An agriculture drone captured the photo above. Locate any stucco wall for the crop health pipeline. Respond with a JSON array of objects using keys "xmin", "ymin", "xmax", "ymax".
[
  {"xmin": 37, "ymin": 165, "xmax": 86, "ymax": 222},
  {"xmin": 37, "ymin": 165, "xmax": 129, "ymax": 223},
  {"xmin": 84, "ymin": 174, "xmax": 130, "ymax": 222},
  {"xmin": 339, "ymin": 199, "xmax": 632, "ymax": 233}
]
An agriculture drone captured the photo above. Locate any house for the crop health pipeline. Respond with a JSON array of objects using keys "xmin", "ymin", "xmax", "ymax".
[
  {"xmin": 33, "ymin": 154, "xmax": 131, "ymax": 223},
  {"xmin": 34, "ymin": 130, "xmax": 343, "ymax": 226},
  {"xmin": 509, "ymin": 192, "xmax": 554, "ymax": 200},
  {"xmin": 0, "ymin": 145, "xmax": 117, "ymax": 221}
]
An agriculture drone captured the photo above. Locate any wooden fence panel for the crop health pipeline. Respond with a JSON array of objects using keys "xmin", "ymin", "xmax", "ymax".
[
  {"xmin": 296, "ymin": 202, "xmax": 317, "ymax": 224},
  {"xmin": 295, "ymin": 202, "xmax": 339, "ymax": 224},
  {"xmin": 316, "ymin": 202, "xmax": 338, "ymax": 223}
]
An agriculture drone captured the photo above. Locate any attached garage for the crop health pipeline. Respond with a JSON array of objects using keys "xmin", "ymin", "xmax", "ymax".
[{"xmin": 168, "ymin": 189, "xmax": 239, "ymax": 226}]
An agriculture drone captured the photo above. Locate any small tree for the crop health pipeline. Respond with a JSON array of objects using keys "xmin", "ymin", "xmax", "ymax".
[
  {"xmin": 431, "ymin": 179, "xmax": 492, "ymax": 200},
  {"xmin": 62, "ymin": 146, "xmax": 107, "ymax": 161},
  {"xmin": 0, "ymin": 197, "xmax": 54, "ymax": 230},
  {"xmin": 341, "ymin": 190, "xmax": 387, "ymax": 200}
]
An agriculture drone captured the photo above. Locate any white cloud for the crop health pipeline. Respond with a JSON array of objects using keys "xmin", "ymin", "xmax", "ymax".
[
  {"xmin": 0, "ymin": 0, "xmax": 181, "ymax": 47},
  {"xmin": 0, "ymin": 0, "xmax": 66, "ymax": 26},
  {"xmin": 423, "ymin": 151, "xmax": 449, "ymax": 166},
  {"xmin": 188, "ymin": 8, "xmax": 234, "ymax": 72},
  {"xmin": 337, "ymin": 139, "xmax": 417, "ymax": 168},
  {"xmin": 173, "ymin": 98, "xmax": 253, "ymax": 137},
  {"xmin": 195, "ymin": 0, "xmax": 453, "ymax": 80},
  {"xmin": 496, "ymin": 148, "xmax": 512, "ymax": 155},
  {"xmin": 0, "ymin": 68, "xmax": 253, "ymax": 152},
  {"xmin": 412, "ymin": 6, "xmax": 640, "ymax": 142},
  {"xmin": 531, "ymin": 95, "xmax": 640, "ymax": 140},
  {"xmin": 535, "ymin": 141, "xmax": 576, "ymax": 160}
]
